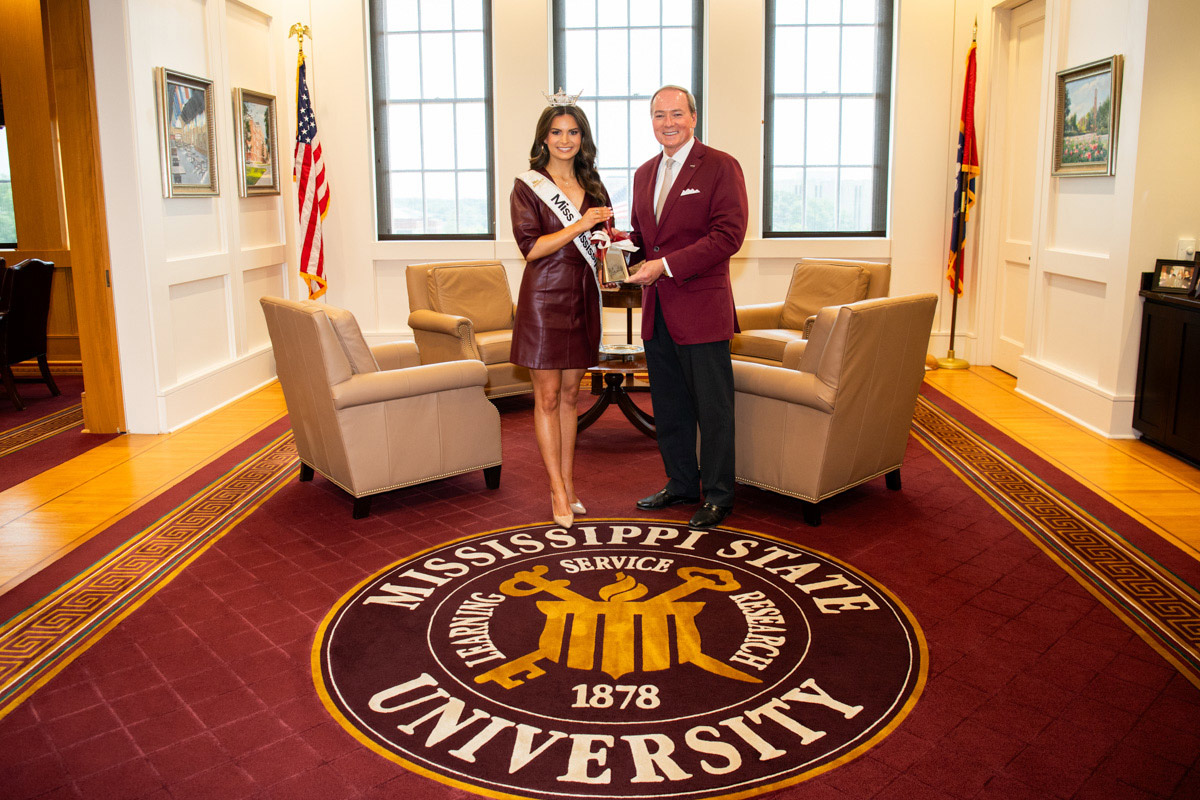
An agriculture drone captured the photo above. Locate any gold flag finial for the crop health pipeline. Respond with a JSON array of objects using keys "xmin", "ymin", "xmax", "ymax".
[{"xmin": 289, "ymin": 23, "xmax": 312, "ymax": 58}]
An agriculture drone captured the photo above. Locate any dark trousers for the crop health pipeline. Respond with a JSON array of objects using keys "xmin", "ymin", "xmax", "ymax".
[{"xmin": 644, "ymin": 303, "xmax": 735, "ymax": 507}]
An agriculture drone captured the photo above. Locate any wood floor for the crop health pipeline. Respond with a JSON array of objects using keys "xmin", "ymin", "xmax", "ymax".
[
  {"xmin": 0, "ymin": 383, "xmax": 288, "ymax": 592},
  {"xmin": 1, "ymin": 367, "xmax": 1198, "ymax": 595},
  {"xmin": 923, "ymin": 367, "xmax": 1200, "ymax": 558}
]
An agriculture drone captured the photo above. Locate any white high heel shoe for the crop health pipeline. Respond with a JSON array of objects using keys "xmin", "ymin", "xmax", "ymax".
[
  {"xmin": 569, "ymin": 500, "xmax": 587, "ymax": 515},
  {"xmin": 552, "ymin": 494, "xmax": 574, "ymax": 528}
]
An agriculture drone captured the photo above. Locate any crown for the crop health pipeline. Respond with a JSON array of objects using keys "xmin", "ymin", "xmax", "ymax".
[{"xmin": 543, "ymin": 87, "xmax": 581, "ymax": 107}]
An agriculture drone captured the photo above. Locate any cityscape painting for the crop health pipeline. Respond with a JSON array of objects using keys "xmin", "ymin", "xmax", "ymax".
[{"xmin": 155, "ymin": 68, "xmax": 219, "ymax": 197}]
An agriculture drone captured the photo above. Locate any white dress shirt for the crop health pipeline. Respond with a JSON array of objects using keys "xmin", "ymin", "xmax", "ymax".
[{"xmin": 651, "ymin": 136, "xmax": 695, "ymax": 278}]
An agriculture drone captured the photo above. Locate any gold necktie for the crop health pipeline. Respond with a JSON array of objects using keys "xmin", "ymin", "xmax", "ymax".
[{"xmin": 655, "ymin": 158, "xmax": 674, "ymax": 222}]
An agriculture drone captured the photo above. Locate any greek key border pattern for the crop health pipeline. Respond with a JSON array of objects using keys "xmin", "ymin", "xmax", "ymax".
[
  {"xmin": 0, "ymin": 433, "xmax": 299, "ymax": 717},
  {"xmin": 912, "ymin": 395, "xmax": 1200, "ymax": 683},
  {"xmin": 0, "ymin": 405, "xmax": 84, "ymax": 459}
]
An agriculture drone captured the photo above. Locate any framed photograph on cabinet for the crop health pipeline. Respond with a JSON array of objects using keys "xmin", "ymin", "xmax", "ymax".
[
  {"xmin": 1052, "ymin": 56, "xmax": 1122, "ymax": 176},
  {"xmin": 155, "ymin": 68, "xmax": 219, "ymax": 197},
  {"xmin": 233, "ymin": 88, "xmax": 280, "ymax": 197},
  {"xmin": 1150, "ymin": 258, "xmax": 1197, "ymax": 294}
]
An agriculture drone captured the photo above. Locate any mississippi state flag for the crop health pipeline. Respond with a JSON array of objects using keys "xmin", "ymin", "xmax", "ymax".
[
  {"xmin": 295, "ymin": 56, "xmax": 329, "ymax": 299},
  {"xmin": 947, "ymin": 39, "xmax": 979, "ymax": 297}
]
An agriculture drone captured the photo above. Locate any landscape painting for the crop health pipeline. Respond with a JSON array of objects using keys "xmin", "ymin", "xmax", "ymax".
[{"xmin": 1053, "ymin": 56, "xmax": 1122, "ymax": 176}]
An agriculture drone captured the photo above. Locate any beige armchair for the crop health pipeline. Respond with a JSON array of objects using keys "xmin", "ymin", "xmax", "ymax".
[
  {"xmin": 261, "ymin": 296, "xmax": 502, "ymax": 518},
  {"xmin": 732, "ymin": 293, "xmax": 937, "ymax": 525},
  {"xmin": 732, "ymin": 259, "xmax": 892, "ymax": 366},
  {"xmin": 406, "ymin": 260, "xmax": 533, "ymax": 399}
]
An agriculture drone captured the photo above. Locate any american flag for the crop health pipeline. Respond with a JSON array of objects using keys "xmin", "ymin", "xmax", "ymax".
[{"xmin": 295, "ymin": 56, "xmax": 329, "ymax": 299}]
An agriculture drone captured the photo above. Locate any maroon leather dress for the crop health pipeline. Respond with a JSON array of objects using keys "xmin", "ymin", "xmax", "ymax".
[{"xmin": 509, "ymin": 171, "xmax": 608, "ymax": 370}]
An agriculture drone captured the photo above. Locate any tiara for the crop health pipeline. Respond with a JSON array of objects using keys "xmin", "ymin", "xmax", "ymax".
[{"xmin": 543, "ymin": 87, "xmax": 581, "ymax": 107}]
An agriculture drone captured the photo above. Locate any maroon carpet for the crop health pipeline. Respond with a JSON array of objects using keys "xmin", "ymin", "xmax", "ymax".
[
  {"xmin": 0, "ymin": 375, "xmax": 84, "ymax": 426},
  {"xmin": 0, "ymin": 391, "xmax": 1197, "ymax": 799},
  {"xmin": 0, "ymin": 376, "xmax": 118, "ymax": 493}
]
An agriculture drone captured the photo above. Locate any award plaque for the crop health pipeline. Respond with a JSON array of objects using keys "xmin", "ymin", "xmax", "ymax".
[{"xmin": 603, "ymin": 250, "xmax": 631, "ymax": 285}]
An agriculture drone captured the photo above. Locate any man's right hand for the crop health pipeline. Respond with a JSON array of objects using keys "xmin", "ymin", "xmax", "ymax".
[{"xmin": 625, "ymin": 259, "xmax": 666, "ymax": 286}]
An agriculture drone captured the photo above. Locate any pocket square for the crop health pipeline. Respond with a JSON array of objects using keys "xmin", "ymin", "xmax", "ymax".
[{"xmin": 680, "ymin": 188, "xmax": 701, "ymax": 196}]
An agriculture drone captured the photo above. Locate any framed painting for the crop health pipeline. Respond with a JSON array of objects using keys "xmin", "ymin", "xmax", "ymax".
[
  {"xmin": 1052, "ymin": 56, "xmax": 1123, "ymax": 176},
  {"xmin": 1150, "ymin": 258, "xmax": 1197, "ymax": 295},
  {"xmin": 233, "ymin": 88, "xmax": 280, "ymax": 197},
  {"xmin": 155, "ymin": 68, "xmax": 219, "ymax": 197}
]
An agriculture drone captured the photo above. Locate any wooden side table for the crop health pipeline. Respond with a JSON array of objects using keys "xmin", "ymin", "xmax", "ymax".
[
  {"xmin": 595, "ymin": 284, "xmax": 643, "ymax": 393},
  {"xmin": 602, "ymin": 283, "xmax": 642, "ymax": 344},
  {"xmin": 578, "ymin": 354, "xmax": 655, "ymax": 439}
]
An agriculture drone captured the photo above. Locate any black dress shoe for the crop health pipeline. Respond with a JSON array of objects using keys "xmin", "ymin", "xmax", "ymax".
[
  {"xmin": 689, "ymin": 503, "xmax": 732, "ymax": 529},
  {"xmin": 636, "ymin": 489, "xmax": 701, "ymax": 510}
]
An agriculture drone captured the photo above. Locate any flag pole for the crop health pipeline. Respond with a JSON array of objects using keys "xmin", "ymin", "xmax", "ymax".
[
  {"xmin": 939, "ymin": 183, "xmax": 969, "ymax": 369},
  {"xmin": 939, "ymin": 20, "xmax": 977, "ymax": 371},
  {"xmin": 939, "ymin": 293, "xmax": 969, "ymax": 369},
  {"xmin": 289, "ymin": 22, "xmax": 310, "ymax": 58}
]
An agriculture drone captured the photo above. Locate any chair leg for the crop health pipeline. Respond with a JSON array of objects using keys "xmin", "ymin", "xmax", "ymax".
[
  {"xmin": 352, "ymin": 496, "xmax": 372, "ymax": 519},
  {"xmin": 484, "ymin": 464, "xmax": 501, "ymax": 490},
  {"xmin": 298, "ymin": 463, "xmax": 314, "ymax": 482},
  {"xmin": 885, "ymin": 469, "xmax": 902, "ymax": 491},
  {"xmin": 1, "ymin": 365, "xmax": 23, "ymax": 411},
  {"xmin": 37, "ymin": 355, "xmax": 60, "ymax": 396},
  {"xmin": 801, "ymin": 501, "xmax": 821, "ymax": 527}
]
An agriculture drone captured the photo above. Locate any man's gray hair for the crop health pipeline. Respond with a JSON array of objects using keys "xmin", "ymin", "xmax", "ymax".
[{"xmin": 651, "ymin": 85, "xmax": 697, "ymax": 115}]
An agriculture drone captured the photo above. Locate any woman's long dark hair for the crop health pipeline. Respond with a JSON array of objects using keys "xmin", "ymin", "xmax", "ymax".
[{"xmin": 528, "ymin": 105, "xmax": 606, "ymax": 206}]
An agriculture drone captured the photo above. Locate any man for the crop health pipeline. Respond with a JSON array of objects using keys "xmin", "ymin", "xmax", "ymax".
[{"xmin": 625, "ymin": 85, "xmax": 748, "ymax": 529}]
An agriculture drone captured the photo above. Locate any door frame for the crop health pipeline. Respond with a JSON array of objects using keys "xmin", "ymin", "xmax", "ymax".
[{"xmin": 49, "ymin": 0, "xmax": 126, "ymax": 432}]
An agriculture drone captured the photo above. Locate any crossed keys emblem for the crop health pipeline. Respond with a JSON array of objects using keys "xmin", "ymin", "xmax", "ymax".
[{"xmin": 475, "ymin": 565, "xmax": 761, "ymax": 689}]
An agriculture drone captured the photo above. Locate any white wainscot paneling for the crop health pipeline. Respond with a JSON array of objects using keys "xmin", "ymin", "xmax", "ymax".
[
  {"xmin": 239, "ymin": 195, "xmax": 284, "ymax": 248},
  {"xmin": 169, "ymin": 275, "xmax": 233, "ymax": 384},
  {"xmin": 242, "ymin": 263, "xmax": 286, "ymax": 352},
  {"xmin": 1065, "ymin": 0, "xmax": 1132, "ymax": 60},
  {"xmin": 1040, "ymin": 272, "xmax": 1106, "ymax": 382},
  {"xmin": 133, "ymin": 0, "xmax": 207, "ymax": 69},
  {"xmin": 162, "ymin": 198, "xmax": 225, "ymax": 259},
  {"xmin": 1048, "ymin": 179, "xmax": 1115, "ymax": 256},
  {"xmin": 226, "ymin": 0, "xmax": 273, "ymax": 90}
]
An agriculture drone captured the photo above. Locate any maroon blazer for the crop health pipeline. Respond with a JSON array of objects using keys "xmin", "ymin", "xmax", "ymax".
[{"xmin": 629, "ymin": 139, "xmax": 748, "ymax": 345}]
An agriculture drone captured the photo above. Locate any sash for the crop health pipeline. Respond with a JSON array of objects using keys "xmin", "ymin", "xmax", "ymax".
[{"xmin": 517, "ymin": 170, "xmax": 599, "ymax": 270}]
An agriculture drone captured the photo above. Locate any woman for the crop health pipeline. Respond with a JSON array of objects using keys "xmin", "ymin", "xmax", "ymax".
[{"xmin": 510, "ymin": 103, "xmax": 613, "ymax": 528}]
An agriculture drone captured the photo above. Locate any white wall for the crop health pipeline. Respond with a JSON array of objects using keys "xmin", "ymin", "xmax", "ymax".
[
  {"xmin": 93, "ymin": 0, "xmax": 303, "ymax": 432},
  {"xmin": 93, "ymin": 0, "xmax": 1196, "ymax": 437}
]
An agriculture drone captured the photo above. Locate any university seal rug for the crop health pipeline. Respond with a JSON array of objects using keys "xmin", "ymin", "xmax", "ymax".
[
  {"xmin": 315, "ymin": 523, "xmax": 926, "ymax": 799},
  {"xmin": 0, "ymin": 391, "xmax": 1198, "ymax": 799}
]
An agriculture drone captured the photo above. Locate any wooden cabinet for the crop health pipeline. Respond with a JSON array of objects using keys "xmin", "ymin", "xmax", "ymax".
[{"xmin": 1133, "ymin": 288, "xmax": 1200, "ymax": 464}]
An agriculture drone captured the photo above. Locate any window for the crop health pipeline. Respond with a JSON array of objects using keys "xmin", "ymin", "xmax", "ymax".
[
  {"xmin": 764, "ymin": 0, "xmax": 894, "ymax": 236},
  {"xmin": 552, "ymin": 0, "xmax": 703, "ymax": 230},
  {"xmin": 0, "ymin": 127, "xmax": 13, "ymax": 248},
  {"xmin": 369, "ymin": 0, "xmax": 494, "ymax": 238}
]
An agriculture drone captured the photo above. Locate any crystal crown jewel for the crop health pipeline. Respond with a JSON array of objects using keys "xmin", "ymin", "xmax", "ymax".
[{"xmin": 543, "ymin": 87, "xmax": 581, "ymax": 107}]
